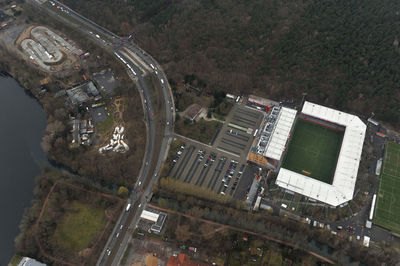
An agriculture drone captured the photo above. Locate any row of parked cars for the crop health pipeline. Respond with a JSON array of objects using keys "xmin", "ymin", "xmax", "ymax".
[
  {"xmin": 197, "ymin": 149, "xmax": 206, "ymax": 162},
  {"xmin": 171, "ymin": 144, "xmax": 186, "ymax": 168},
  {"xmin": 204, "ymin": 153, "xmax": 216, "ymax": 168},
  {"xmin": 221, "ymin": 160, "xmax": 241, "ymax": 195}
]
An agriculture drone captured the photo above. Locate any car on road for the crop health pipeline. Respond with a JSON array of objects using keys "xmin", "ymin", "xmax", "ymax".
[{"xmin": 106, "ymin": 248, "xmax": 111, "ymax": 255}]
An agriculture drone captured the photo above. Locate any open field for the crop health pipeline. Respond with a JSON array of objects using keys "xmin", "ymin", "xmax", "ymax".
[
  {"xmin": 16, "ymin": 178, "xmax": 124, "ymax": 265},
  {"xmin": 282, "ymin": 119, "xmax": 344, "ymax": 184},
  {"xmin": 374, "ymin": 142, "xmax": 400, "ymax": 234},
  {"xmin": 175, "ymin": 119, "xmax": 222, "ymax": 145},
  {"xmin": 97, "ymin": 112, "xmax": 115, "ymax": 135},
  {"xmin": 52, "ymin": 201, "xmax": 106, "ymax": 253}
]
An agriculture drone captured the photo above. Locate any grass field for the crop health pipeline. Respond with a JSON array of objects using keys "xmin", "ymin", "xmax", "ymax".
[
  {"xmin": 175, "ymin": 118, "xmax": 222, "ymax": 144},
  {"xmin": 374, "ymin": 142, "xmax": 400, "ymax": 234},
  {"xmin": 52, "ymin": 201, "xmax": 106, "ymax": 253},
  {"xmin": 282, "ymin": 119, "xmax": 344, "ymax": 184},
  {"xmin": 97, "ymin": 112, "xmax": 114, "ymax": 135}
]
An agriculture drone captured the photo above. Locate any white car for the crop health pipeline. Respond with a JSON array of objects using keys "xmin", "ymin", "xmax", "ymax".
[
  {"xmin": 139, "ymin": 203, "xmax": 142, "ymax": 208},
  {"xmin": 160, "ymin": 79, "xmax": 164, "ymax": 84}
]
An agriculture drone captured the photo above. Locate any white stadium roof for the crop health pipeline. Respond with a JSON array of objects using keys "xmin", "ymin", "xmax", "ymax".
[
  {"xmin": 263, "ymin": 107, "xmax": 297, "ymax": 161},
  {"xmin": 276, "ymin": 101, "xmax": 366, "ymax": 206}
]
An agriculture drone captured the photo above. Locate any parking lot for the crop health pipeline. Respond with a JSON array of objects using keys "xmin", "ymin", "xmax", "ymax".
[
  {"xmin": 214, "ymin": 105, "xmax": 263, "ymax": 157},
  {"xmin": 168, "ymin": 104, "xmax": 263, "ymax": 198}
]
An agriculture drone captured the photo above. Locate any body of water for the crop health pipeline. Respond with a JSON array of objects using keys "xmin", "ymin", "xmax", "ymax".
[{"xmin": 0, "ymin": 75, "xmax": 47, "ymax": 264}]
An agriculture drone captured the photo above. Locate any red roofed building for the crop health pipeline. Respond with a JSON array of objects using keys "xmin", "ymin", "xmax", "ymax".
[{"xmin": 167, "ymin": 254, "xmax": 210, "ymax": 266}]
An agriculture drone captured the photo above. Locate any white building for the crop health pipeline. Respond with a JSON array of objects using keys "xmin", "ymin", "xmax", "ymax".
[{"xmin": 276, "ymin": 102, "xmax": 366, "ymax": 206}]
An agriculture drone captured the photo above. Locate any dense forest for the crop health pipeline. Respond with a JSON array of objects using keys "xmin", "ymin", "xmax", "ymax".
[{"xmin": 62, "ymin": 0, "xmax": 400, "ymax": 124}]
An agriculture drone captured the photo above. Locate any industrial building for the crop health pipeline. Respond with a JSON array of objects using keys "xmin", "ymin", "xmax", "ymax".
[
  {"xmin": 276, "ymin": 102, "xmax": 366, "ymax": 206},
  {"xmin": 17, "ymin": 257, "xmax": 46, "ymax": 266},
  {"xmin": 66, "ymin": 80, "xmax": 100, "ymax": 106},
  {"xmin": 139, "ymin": 209, "xmax": 167, "ymax": 234}
]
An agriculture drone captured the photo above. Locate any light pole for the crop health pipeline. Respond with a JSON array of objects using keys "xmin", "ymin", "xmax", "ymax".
[{"xmin": 301, "ymin": 92, "xmax": 307, "ymax": 108}]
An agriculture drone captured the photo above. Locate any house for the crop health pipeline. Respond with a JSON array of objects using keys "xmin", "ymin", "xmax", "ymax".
[
  {"xmin": 184, "ymin": 104, "xmax": 203, "ymax": 121},
  {"xmin": 167, "ymin": 253, "xmax": 210, "ymax": 266}
]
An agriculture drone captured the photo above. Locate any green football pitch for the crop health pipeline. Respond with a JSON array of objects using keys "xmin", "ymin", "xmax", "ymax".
[
  {"xmin": 281, "ymin": 119, "xmax": 344, "ymax": 184},
  {"xmin": 374, "ymin": 142, "xmax": 400, "ymax": 234}
]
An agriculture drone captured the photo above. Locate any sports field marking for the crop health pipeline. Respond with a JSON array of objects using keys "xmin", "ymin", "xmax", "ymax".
[
  {"xmin": 374, "ymin": 142, "xmax": 400, "ymax": 234},
  {"xmin": 282, "ymin": 119, "xmax": 344, "ymax": 184}
]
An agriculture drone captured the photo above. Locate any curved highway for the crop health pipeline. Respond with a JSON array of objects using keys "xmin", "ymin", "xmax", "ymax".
[{"xmin": 28, "ymin": 0, "xmax": 175, "ymax": 265}]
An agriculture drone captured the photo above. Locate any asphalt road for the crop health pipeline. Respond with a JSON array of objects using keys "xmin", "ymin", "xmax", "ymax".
[{"xmin": 28, "ymin": 1, "xmax": 175, "ymax": 265}]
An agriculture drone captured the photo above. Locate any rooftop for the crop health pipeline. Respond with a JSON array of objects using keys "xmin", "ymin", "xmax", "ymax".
[
  {"xmin": 66, "ymin": 81, "xmax": 99, "ymax": 105},
  {"xmin": 251, "ymin": 106, "xmax": 297, "ymax": 161},
  {"xmin": 184, "ymin": 104, "xmax": 203, "ymax": 121},
  {"xmin": 18, "ymin": 257, "xmax": 46, "ymax": 266},
  {"xmin": 167, "ymin": 254, "xmax": 210, "ymax": 266}
]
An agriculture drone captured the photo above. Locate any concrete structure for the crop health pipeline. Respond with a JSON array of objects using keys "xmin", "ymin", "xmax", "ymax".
[
  {"xmin": 18, "ymin": 257, "xmax": 46, "ymax": 266},
  {"xmin": 98, "ymin": 126, "xmax": 129, "ymax": 153},
  {"xmin": 66, "ymin": 81, "xmax": 100, "ymax": 106},
  {"xmin": 263, "ymin": 107, "xmax": 297, "ymax": 161},
  {"xmin": 140, "ymin": 210, "xmax": 159, "ymax": 222},
  {"xmin": 245, "ymin": 177, "xmax": 260, "ymax": 208},
  {"xmin": 247, "ymin": 94, "xmax": 277, "ymax": 108},
  {"xmin": 139, "ymin": 209, "xmax": 167, "ymax": 234},
  {"xmin": 248, "ymin": 106, "xmax": 297, "ymax": 166},
  {"xmin": 276, "ymin": 102, "xmax": 366, "ymax": 206}
]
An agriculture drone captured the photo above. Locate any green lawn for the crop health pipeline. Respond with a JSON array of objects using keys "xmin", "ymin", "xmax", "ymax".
[
  {"xmin": 374, "ymin": 142, "xmax": 400, "ymax": 234},
  {"xmin": 175, "ymin": 118, "xmax": 222, "ymax": 144},
  {"xmin": 97, "ymin": 112, "xmax": 114, "ymax": 135},
  {"xmin": 52, "ymin": 201, "xmax": 106, "ymax": 253},
  {"xmin": 281, "ymin": 119, "xmax": 344, "ymax": 184}
]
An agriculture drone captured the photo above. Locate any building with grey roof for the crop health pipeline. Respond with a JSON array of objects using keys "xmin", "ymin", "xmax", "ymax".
[
  {"xmin": 66, "ymin": 81, "xmax": 100, "ymax": 106},
  {"xmin": 18, "ymin": 257, "xmax": 46, "ymax": 266}
]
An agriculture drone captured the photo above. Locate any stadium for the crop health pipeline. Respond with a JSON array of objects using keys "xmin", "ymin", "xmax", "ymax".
[{"xmin": 249, "ymin": 101, "xmax": 366, "ymax": 207}]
